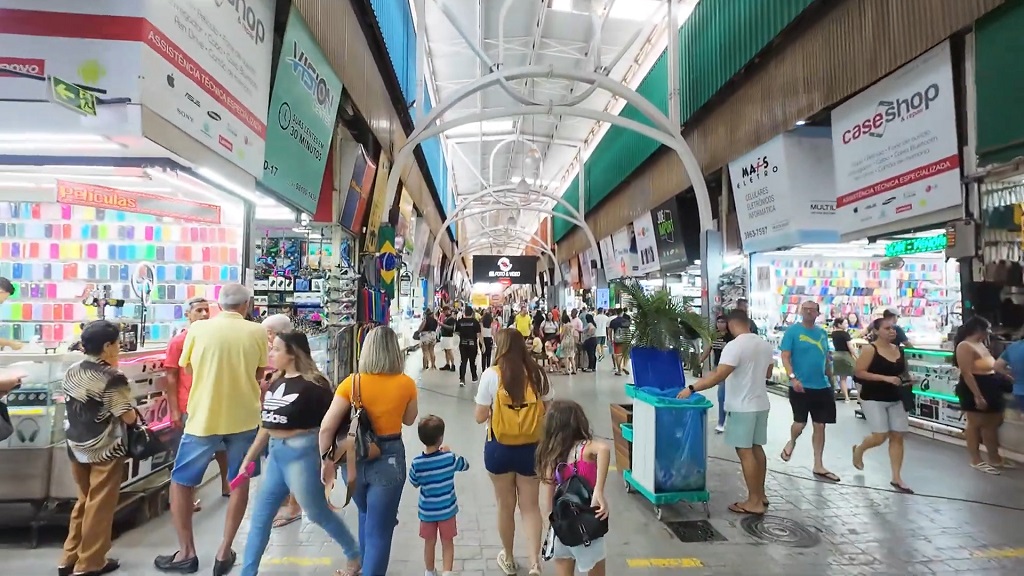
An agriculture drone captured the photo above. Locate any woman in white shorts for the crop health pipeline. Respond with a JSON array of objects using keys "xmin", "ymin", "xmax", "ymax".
[{"xmin": 851, "ymin": 317, "xmax": 913, "ymax": 494}]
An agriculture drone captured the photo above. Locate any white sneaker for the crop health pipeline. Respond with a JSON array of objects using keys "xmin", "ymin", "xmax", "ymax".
[
  {"xmin": 715, "ymin": 425, "xmax": 725, "ymax": 433},
  {"xmin": 425, "ymin": 570, "xmax": 437, "ymax": 576},
  {"xmin": 442, "ymin": 572, "xmax": 456, "ymax": 576}
]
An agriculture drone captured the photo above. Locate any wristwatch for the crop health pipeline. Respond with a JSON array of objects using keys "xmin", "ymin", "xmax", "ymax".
[
  {"xmin": 788, "ymin": 373, "xmax": 796, "ymax": 380},
  {"xmin": 687, "ymin": 384, "xmax": 696, "ymax": 393}
]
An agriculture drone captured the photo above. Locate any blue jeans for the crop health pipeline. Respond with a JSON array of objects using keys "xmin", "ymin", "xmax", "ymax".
[
  {"xmin": 241, "ymin": 431, "xmax": 359, "ymax": 576},
  {"xmin": 717, "ymin": 383, "xmax": 726, "ymax": 427},
  {"xmin": 346, "ymin": 438, "xmax": 406, "ymax": 576}
]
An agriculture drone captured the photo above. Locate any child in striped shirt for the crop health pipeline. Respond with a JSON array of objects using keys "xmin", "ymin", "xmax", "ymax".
[{"xmin": 409, "ymin": 415, "xmax": 470, "ymax": 576}]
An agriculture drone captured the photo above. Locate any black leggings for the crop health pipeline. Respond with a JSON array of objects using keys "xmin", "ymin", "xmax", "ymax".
[
  {"xmin": 482, "ymin": 337, "xmax": 493, "ymax": 368},
  {"xmin": 459, "ymin": 343, "xmax": 479, "ymax": 382},
  {"xmin": 583, "ymin": 337, "xmax": 598, "ymax": 370}
]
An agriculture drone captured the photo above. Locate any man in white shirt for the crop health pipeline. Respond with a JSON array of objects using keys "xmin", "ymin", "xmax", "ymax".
[
  {"xmin": 678, "ymin": 310, "xmax": 773, "ymax": 515},
  {"xmin": 594, "ymin": 308, "xmax": 610, "ymax": 361}
]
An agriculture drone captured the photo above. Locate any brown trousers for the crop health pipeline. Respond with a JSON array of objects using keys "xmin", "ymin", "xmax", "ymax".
[{"xmin": 60, "ymin": 457, "xmax": 124, "ymax": 573}]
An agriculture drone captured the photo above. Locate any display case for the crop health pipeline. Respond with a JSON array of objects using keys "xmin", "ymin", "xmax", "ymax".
[
  {"xmin": 0, "ymin": 347, "xmax": 175, "ymax": 504},
  {"xmin": 905, "ymin": 347, "xmax": 964, "ymax": 432}
]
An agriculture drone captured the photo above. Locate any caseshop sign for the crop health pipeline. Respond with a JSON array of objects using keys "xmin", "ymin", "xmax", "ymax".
[
  {"xmin": 832, "ymin": 41, "xmax": 961, "ymax": 236},
  {"xmin": 472, "ymin": 255, "xmax": 538, "ymax": 284}
]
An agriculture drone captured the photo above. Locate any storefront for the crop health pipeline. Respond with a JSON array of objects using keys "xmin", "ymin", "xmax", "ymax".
[
  {"xmin": 730, "ymin": 41, "xmax": 970, "ymax": 433},
  {"xmin": 0, "ymin": 0, "xmax": 288, "ymax": 524}
]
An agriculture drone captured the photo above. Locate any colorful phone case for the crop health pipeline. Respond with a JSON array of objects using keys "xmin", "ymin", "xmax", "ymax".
[
  {"xmin": 22, "ymin": 304, "xmax": 32, "ymax": 321},
  {"xmin": 63, "ymin": 304, "xmax": 74, "ymax": 320},
  {"xmin": 53, "ymin": 304, "xmax": 63, "ymax": 321}
]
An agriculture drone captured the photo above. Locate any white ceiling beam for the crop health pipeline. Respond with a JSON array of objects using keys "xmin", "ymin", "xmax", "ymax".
[{"xmin": 447, "ymin": 133, "xmax": 584, "ymax": 147}]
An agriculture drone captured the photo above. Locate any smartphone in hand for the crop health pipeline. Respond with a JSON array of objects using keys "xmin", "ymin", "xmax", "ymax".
[{"xmin": 228, "ymin": 461, "xmax": 256, "ymax": 492}]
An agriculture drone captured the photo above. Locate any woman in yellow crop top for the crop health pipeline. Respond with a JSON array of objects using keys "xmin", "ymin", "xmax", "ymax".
[{"xmin": 319, "ymin": 326, "xmax": 417, "ymax": 576}]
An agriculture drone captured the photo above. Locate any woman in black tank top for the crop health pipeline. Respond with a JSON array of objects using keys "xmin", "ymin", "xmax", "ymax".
[{"xmin": 851, "ymin": 318, "xmax": 914, "ymax": 493}]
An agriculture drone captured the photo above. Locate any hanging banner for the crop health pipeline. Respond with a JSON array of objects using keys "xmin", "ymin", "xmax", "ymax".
[
  {"xmin": 652, "ymin": 196, "xmax": 688, "ymax": 273},
  {"xmin": 340, "ymin": 145, "xmax": 376, "ymax": 232},
  {"xmin": 612, "ymin": 226, "xmax": 638, "ymax": 277},
  {"xmin": 632, "ymin": 211, "xmax": 661, "ymax": 274},
  {"xmin": 260, "ymin": 6, "xmax": 342, "ymax": 214},
  {"xmin": 395, "ymin": 190, "xmax": 415, "ymax": 255},
  {"xmin": 408, "ymin": 218, "xmax": 430, "ymax": 277},
  {"xmin": 364, "ymin": 154, "xmax": 392, "ymax": 252},
  {"xmin": 596, "ymin": 288, "xmax": 610, "ymax": 309},
  {"xmin": 599, "ymin": 236, "xmax": 620, "ymax": 280},
  {"xmin": 579, "ymin": 251, "xmax": 594, "ymax": 289},
  {"xmin": 729, "ymin": 129, "xmax": 838, "ymax": 253},
  {"xmin": 832, "ymin": 41, "xmax": 960, "ymax": 235}
]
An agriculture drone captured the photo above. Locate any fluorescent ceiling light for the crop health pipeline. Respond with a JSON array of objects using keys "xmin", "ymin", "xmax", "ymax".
[
  {"xmin": 0, "ymin": 182, "xmax": 44, "ymax": 188},
  {"xmin": 0, "ymin": 133, "xmax": 108, "ymax": 143},
  {"xmin": 0, "ymin": 142, "xmax": 122, "ymax": 151},
  {"xmin": 446, "ymin": 120, "xmax": 516, "ymax": 138},
  {"xmin": 196, "ymin": 167, "xmax": 266, "ymax": 204}
]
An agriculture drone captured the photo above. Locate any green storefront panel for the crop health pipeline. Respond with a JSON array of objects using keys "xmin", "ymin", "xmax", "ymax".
[
  {"xmin": 553, "ymin": 0, "xmax": 816, "ymax": 242},
  {"xmin": 976, "ymin": 0, "xmax": 1024, "ymax": 167}
]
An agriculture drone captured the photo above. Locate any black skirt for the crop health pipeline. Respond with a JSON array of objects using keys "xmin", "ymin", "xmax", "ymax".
[{"xmin": 955, "ymin": 373, "xmax": 1007, "ymax": 413}]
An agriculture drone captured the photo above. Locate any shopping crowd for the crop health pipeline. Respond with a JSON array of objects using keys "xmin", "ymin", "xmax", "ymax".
[
  {"xmin": 53, "ymin": 284, "xmax": 614, "ymax": 576},
  {"xmin": 685, "ymin": 300, "xmax": 1020, "ymax": 516}
]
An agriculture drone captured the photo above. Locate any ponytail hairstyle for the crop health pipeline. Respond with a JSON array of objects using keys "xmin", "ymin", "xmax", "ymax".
[{"xmin": 272, "ymin": 331, "xmax": 330, "ymax": 388}]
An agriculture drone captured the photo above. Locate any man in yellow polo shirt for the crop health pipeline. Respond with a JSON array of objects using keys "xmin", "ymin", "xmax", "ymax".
[
  {"xmin": 155, "ymin": 284, "xmax": 268, "ymax": 576},
  {"xmin": 514, "ymin": 305, "xmax": 533, "ymax": 338}
]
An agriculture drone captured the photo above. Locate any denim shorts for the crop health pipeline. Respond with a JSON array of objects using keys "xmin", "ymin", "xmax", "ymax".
[
  {"xmin": 171, "ymin": 428, "xmax": 259, "ymax": 487},
  {"xmin": 484, "ymin": 439, "xmax": 537, "ymax": 476}
]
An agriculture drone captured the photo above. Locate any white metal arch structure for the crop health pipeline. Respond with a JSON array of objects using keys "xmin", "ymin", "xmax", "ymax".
[
  {"xmin": 384, "ymin": 65, "xmax": 712, "ymax": 235},
  {"xmin": 428, "ymin": 184, "xmax": 599, "ymax": 284},
  {"xmin": 433, "ymin": 204, "xmax": 590, "ymax": 286}
]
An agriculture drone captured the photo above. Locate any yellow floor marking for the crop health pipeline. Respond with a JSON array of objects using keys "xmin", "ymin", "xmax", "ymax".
[
  {"xmin": 973, "ymin": 547, "xmax": 1024, "ymax": 559},
  {"xmin": 626, "ymin": 558, "xmax": 704, "ymax": 568},
  {"xmin": 262, "ymin": 557, "xmax": 333, "ymax": 567}
]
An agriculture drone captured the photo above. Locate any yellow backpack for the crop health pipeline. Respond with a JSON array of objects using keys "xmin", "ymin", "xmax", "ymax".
[{"xmin": 490, "ymin": 376, "xmax": 544, "ymax": 445}]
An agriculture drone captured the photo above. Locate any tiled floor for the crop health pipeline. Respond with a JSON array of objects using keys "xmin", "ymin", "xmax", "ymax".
[{"xmin": 4, "ymin": 351, "xmax": 1024, "ymax": 575}]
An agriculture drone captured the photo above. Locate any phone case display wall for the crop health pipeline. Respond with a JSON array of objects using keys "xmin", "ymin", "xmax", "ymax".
[
  {"xmin": 904, "ymin": 347, "xmax": 964, "ymax": 431},
  {"xmin": 0, "ymin": 350, "xmax": 177, "ymax": 507},
  {"xmin": 718, "ymin": 265, "xmax": 747, "ymax": 314},
  {"xmin": 0, "ymin": 201, "xmax": 242, "ymax": 343},
  {"xmin": 748, "ymin": 255, "xmax": 959, "ymax": 338}
]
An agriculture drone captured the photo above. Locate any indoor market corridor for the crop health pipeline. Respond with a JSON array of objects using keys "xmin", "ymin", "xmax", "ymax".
[{"xmin": 4, "ymin": 352, "xmax": 1024, "ymax": 576}]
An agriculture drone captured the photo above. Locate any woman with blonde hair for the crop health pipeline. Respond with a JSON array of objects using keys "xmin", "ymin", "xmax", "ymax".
[
  {"xmin": 320, "ymin": 326, "xmax": 418, "ymax": 576},
  {"xmin": 238, "ymin": 331, "xmax": 361, "ymax": 576},
  {"xmin": 474, "ymin": 329, "xmax": 553, "ymax": 575}
]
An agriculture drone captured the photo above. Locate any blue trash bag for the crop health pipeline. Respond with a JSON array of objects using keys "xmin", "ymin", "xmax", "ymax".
[{"xmin": 638, "ymin": 387, "xmax": 708, "ymax": 493}]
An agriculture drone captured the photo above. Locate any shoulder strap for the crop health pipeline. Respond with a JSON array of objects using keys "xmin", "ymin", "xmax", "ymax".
[{"xmin": 352, "ymin": 374, "xmax": 362, "ymax": 409}]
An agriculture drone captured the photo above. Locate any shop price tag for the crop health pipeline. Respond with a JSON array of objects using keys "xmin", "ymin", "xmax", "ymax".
[{"xmin": 50, "ymin": 76, "xmax": 97, "ymax": 116}]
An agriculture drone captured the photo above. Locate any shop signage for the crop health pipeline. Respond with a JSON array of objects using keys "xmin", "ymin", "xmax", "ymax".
[
  {"xmin": 472, "ymin": 255, "xmax": 538, "ymax": 284},
  {"xmin": 50, "ymin": 75, "xmax": 96, "ymax": 116},
  {"xmin": 652, "ymin": 197, "xmax": 688, "ymax": 272},
  {"xmin": 596, "ymin": 288, "xmax": 610, "ymax": 309},
  {"xmin": 611, "ymin": 226, "xmax": 638, "ymax": 277},
  {"xmin": 599, "ymin": 236, "xmax": 619, "ymax": 280},
  {"xmin": 884, "ymin": 233, "xmax": 949, "ymax": 258},
  {"xmin": 142, "ymin": 0, "xmax": 275, "ymax": 178},
  {"xmin": 260, "ymin": 6, "xmax": 342, "ymax": 214},
  {"xmin": 56, "ymin": 180, "xmax": 222, "ymax": 224},
  {"xmin": 340, "ymin": 144, "xmax": 377, "ymax": 233},
  {"xmin": 728, "ymin": 129, "xmax": 838, "ymax": 253},
  {"xmin": 832, "ymin": 41, "xmax": 961, "ymax": 235},
  {"xmin": 633, "ymin": 211, "xmax": 661, "ymax": 274}
]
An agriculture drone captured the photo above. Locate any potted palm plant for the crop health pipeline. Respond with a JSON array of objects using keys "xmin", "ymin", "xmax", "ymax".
[{"xmin": 615, "ymin": 278, "xmax": 712, "ymax": 391}]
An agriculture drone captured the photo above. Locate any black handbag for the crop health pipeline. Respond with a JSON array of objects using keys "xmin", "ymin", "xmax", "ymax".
[
  {"xmin": 351, "ymin": 374, "xmax": 381, "ymax": 461},
  {"xmin": 126, "ymin": 409, "xmax": 167, "ymax": 460},
  {"xmin": 897, "ymin": 383, "xmax": 916, "ymax": 413}
]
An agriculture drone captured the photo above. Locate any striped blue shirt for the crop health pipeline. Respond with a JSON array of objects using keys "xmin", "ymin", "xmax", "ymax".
[{"xmin": 408, "ymin": 450, "xmax": 470, "ymax": 522}]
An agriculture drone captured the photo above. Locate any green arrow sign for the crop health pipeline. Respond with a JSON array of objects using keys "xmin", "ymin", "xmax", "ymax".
[{"xmin": 50, "ymin": 76, "xmax": 97, "ymax": 116}]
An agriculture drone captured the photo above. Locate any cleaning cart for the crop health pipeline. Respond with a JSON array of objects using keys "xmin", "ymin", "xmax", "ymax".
[{"xmin": 621, "ymin": 384, "xmax": 712, "ymax": 519}]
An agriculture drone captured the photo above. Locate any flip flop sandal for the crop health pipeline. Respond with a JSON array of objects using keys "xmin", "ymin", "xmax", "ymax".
[
  {"xmin": 996, "ymin": 459, "xmax": 1018, "ymax": 469},
  {"xmin": 496, "ymin": 550, "xmax": 518, "ymax": 575},
  {"xmin": 972, "ymin": 462, "xmax": 1001, "ymax": 475},
  {"xmin": 728, "ymin": 502, "xmax": 765, "ymax": 515},
  {"xmin": 780, "ymin": 444, "xmax": 794, "ymax": 462},
  {"xmin": 813, "ymin": 471, "xmax": 841, "ymax": 483},
  {"xmin": 890, "ymin": 482, "xmax": 915, "ymax": 494},
  {"xmin": 334, "ymin": 563, "xmax": 361, "ymax": 576},
  {"xmin": 852, "ymin": 445, "xmax": 864, "ymax": 471},
  {"xmin": 272, "ymin": 514, "xmax": 302, "ymax": 528}
]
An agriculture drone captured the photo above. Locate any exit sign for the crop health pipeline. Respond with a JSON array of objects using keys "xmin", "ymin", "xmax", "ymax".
[{"xmin": 884, "ymin": 233, "xmax": 949, "ymax": 258}]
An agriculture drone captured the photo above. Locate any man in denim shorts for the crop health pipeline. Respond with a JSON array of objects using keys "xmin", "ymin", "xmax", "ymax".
[{"xmin": 154, "ymin": 284, "xmax": 268, "ymax": 576}]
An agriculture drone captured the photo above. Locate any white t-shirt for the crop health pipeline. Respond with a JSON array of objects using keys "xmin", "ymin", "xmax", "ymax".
[
  {"xmin": 474, "ymin": 367, "xmax": 556, "ymax": 407},
  {"xmin": 594, "ymin": 314, "xmax": 610, "ymax": 338},
  {"xmin": 718, "ymin": 333, "xmax": 773, "ymax": 413}
]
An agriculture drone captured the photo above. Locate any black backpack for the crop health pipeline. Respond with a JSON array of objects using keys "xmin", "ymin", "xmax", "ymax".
[{"xmin": 549, "ymin": 462, "xmax": 608, "ymax": 547}]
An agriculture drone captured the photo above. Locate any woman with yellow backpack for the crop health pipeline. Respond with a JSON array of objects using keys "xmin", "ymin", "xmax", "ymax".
[{"xmin": 474, "ymin": 329, "xmax": 554, "ymax": 576}]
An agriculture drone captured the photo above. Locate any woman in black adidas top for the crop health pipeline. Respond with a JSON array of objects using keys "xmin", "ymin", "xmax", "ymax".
[{"xmin": 237, "ymin": 332, "xmax": 361, "ymax": 576}]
